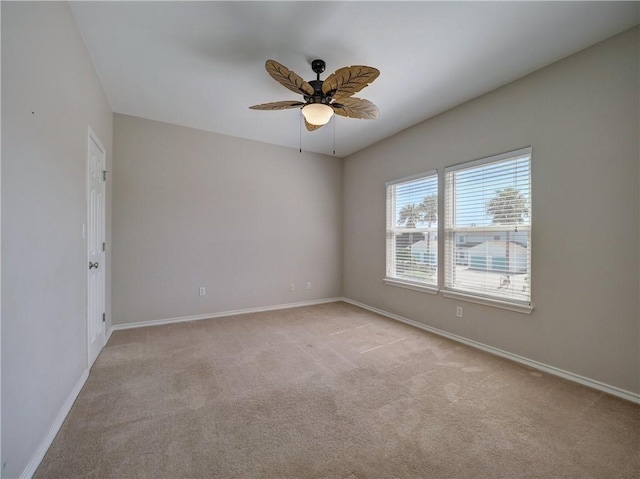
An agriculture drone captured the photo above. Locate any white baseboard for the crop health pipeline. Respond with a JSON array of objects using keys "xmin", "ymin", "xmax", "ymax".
[
  {"xmin": 20, "ymin": 369, "xmax": 90, "ymax": 478},
  {"xmin": 105, "ymin": 324, "xmax": 114, "ymax": 344},
  {"xmin": 111, "ymin": 297, "xmax": 343, "ymax": 331},
  {"xmin": 341, "ymin": 297, "xmax": 640, "ymax": 405}
]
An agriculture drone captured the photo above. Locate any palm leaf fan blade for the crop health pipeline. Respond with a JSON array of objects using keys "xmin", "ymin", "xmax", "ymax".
[
  {"xmin": 249, "ymin": 101, "xmax": 305, "ymax": 110},
  {"xmin": 332, "ymin": 97, "xmax": 379, "ymax": 119},
  {"xmin": 304, "ymin": 119, "xmax": 324, "ymax": 131},
  {"xmin": 265, "ymin": 60, "xmax": 315, "ymax": 96},
  {"xmin": 322, "ymin": 65, "xmax": 380, "ymax": 100}
]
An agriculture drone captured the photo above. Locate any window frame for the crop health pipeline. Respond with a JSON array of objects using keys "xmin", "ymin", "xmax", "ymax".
[
  {"xmin": 385, "ymin": 170, "xmax": 439, "ymax": 295},
  {"xmin": 443, "ymin": 147, "xmax": 533, "ymax": 313}
]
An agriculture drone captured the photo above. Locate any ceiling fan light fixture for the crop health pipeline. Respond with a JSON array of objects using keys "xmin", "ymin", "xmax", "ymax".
[{"xmin": 301, "ymin": 103, "xmax": 334, "ymax": 126}]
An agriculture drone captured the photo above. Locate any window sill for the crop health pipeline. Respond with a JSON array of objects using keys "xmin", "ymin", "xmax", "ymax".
[
  {"xmin": 383, "ymin": 277, "xmax": 439, "ymax": 295},
  {"xmin": 441, "ymin": 290, "xmax": 534, "ymax": 314}
]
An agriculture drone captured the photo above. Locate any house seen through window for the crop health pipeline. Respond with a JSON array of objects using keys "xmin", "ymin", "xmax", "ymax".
[
  {"xmin": 386, "ymin": 170, "xmax": 438, "ymax": 291},
  {"xmin": 444, "ymin": 147, "xmax": 532, "ymax": 307}
]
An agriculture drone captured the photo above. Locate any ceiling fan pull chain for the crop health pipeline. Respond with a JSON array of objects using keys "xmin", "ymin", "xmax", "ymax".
[
  {"xmin": 299, "ymin": 110, "xmax": 302, "ymax": 153},
  {"xmin": 333, "ymin": 116, "xmax": 336, "ymax": 156}
]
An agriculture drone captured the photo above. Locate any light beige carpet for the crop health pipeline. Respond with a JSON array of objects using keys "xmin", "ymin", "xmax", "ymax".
[{"xmin": 36, "ymin": 302, "xmax": 639, "ymax": 478}]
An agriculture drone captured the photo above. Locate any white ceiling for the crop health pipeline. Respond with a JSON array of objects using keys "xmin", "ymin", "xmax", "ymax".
[{"xmin": 70, "ymin": 1, "xmax": 638, "ymax": 158}]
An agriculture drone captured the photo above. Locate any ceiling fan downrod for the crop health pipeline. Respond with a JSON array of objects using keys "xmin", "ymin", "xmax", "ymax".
[{"xmin": 308, "ymin": 59, "xmax": 327, "ymax": 103}]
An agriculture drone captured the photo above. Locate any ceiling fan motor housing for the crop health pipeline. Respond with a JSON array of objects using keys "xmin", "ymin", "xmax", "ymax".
[{"xmin": 307, "ymin": 80, "xmax": 330, "ymax": 104}]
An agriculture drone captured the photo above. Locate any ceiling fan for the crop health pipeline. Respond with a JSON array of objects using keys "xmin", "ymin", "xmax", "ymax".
[{"xmin": 249, "ymin": 59, "xmax": 380, "ymax": 131}]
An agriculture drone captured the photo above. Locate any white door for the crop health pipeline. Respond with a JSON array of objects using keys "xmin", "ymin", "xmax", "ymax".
[{"xmin": 87, "ymin": 128, "xmax": 106, "ymax": 367}]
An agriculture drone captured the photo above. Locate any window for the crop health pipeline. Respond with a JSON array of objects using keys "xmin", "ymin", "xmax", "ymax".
[
  {"xmin": 385, "ymin": 170, "xmax": 438, "ymax": 293},
  {"xmin": 444, "ymin": 147, "xmax": 532, "ymax": 311}
]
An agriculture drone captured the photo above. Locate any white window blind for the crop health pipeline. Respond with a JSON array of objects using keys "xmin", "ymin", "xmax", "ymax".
[
  {"xmin": 445, "ymin": 148, "xmax": 532, "ymax": 305},
  {"xmin": 386, "ymin": 171, "xmax": 438, "ymax": 289}
]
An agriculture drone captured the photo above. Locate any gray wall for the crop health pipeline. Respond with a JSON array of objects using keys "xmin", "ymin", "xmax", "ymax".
[
  {"xmin": 343, "ymin": 27, "xmax": 639, "ymax": 394},
  {"xmin": 1, "ymin": 2, "xmax": 113, "ymax": 477},
  {"xmin": 112, "ymin": 114, "xmax": 342, "ymax": 325}
]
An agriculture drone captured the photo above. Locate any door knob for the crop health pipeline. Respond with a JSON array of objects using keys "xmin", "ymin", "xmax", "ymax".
[{"xmin": 89, "ymin": 261, "xmax": 99, "ymax": 270}]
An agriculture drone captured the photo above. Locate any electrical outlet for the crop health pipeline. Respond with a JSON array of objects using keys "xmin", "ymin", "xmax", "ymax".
[
  {"xmin": 306, "ymin": 282, "xmax": 312, "ymax": 290},
  {"xmin": 199, "ymin": 287, "xmax": 206, "ymax": 296},
  {"xmin": 290, "ymin": 283, "xmax": 295, "ymax": 292},
  {"xmin": 456, "ymin": 306, "xmax": 463, "ymax": 318}
]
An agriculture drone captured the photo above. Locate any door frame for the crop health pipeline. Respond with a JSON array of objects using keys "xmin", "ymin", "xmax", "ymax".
[{"xmin": 87, "ymin": 126, "xmax": 107, "ymax": 368}]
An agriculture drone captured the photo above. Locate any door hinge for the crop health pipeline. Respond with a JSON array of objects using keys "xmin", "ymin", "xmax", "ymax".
[
  {"xmin": 102, "ymin": 170, "xmax": 108, "ymax": 181},
  {"xmin": 102, "ymin": 242, "xmax": 106, "ymax": 252},
  {"xmin": 102, "ymin": 312, "xmax": 106, "ymax": 323}
]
